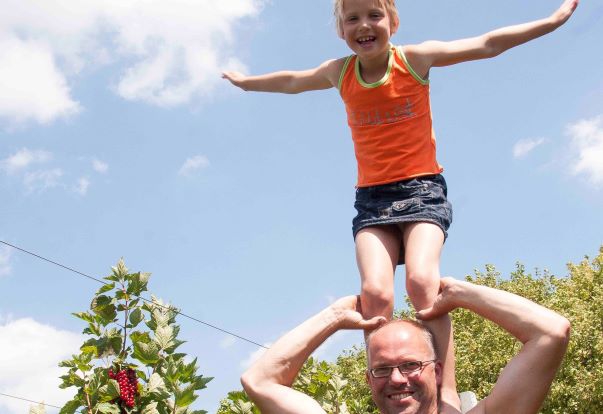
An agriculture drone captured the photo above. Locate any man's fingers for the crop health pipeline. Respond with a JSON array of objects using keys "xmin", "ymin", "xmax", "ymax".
[
  {"xmin": 360, "ymin": 316, "xmax": 387, "ymax": 329},
  {"xmin": 415, "ymin": 307, "xmax": 435, "ymax": 320}
]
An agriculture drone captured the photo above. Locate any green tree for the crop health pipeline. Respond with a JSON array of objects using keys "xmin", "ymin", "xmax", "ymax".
[
  {"xmin": 56, "ymin": 259, "xmax": 212, "ymax": 414},
  {"xmin": 219, "ymin": 247, "xmax": 603, "ymax": 413}
]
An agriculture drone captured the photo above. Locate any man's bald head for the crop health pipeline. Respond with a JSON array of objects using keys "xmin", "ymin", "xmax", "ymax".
[{"xmin": 365, "ymin": 320, "xmax": 441, "ymax": 414}]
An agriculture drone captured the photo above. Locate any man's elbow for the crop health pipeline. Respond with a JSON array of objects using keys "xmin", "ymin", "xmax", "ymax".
[
  {"xmin": 547, "ymin": 315, "xmax": 571, "ymax": 352},
  {"xmin": 241, "ymin": 370, "xmax": 261, "ymax": 399}
]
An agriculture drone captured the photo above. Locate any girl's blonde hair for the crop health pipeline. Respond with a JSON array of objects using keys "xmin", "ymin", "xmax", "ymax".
[{"xmin": 333, "ymin": 0, "xmax": 400, "ymax": 38}]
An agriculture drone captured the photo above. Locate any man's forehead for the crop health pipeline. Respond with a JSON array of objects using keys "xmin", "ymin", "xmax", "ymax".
[{"xmin": 367, "ymin": 321, "xmax": 433, "ymax": 362}]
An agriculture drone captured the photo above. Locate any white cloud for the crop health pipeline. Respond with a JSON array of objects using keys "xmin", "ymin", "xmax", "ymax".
[
  {"xmin": 74, "ymin": 176, "xmax": 90, "ymax": 196},
  {"xmin": 23, "ymin": 168, "xmax": 63, "ymax": 193},
  {"xmin": 0, "ymin": 36, "xmax": 81, "ymax": 126},
  {"xmin": 567, "ymin": 115, "xmax": 603, "ymax": 186},
  {"xmin": 0, "ymin": 317, "xmax": 83, "ymax": 414},
  {"xmin": 220, "ymin": 336, "xmax": 237, "ymax": 349},
  {"xmin": 1, "ymin": 148, "xmax": 104, "ymax": 195},
  {"xmin": 0, "ymin": 148, "xmax": 52, "ymax": 174},
  {"xmin": 92, "ymin": 159, "xmax": 108, "ymax": 174},
  {"xmin": 179, "ymin": 155, "xmax": 210, "ymax": 176},
  {"xmin": 513, "ymin": 137, "xmax": 546, "ymax": 159},
  {"xmin": 0, "ymin": 246, "xmax": 12, "ymax": 277},
  {"xmin": 0, "ymin": 0, "xmax": 264, "ymax": 125}
]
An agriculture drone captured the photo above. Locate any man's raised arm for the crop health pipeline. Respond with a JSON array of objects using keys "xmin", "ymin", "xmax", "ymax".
[
  {"xmin": 418, "ymin": 278, "xmax": 570, "ymax": 414},
  {"xmin": 241, "ymin": 296, "xmax": 385, "ymax": 414}
]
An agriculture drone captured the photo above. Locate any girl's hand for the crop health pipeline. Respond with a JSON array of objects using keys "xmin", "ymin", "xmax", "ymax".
[
  {"xmin": 330, "ymin": 295, "xmax": 387, "ymax": 330},
  {"xmin": 222, "ymin": 71, "xmax": 248, "ymax": 89},
  {"xmin": 551, "ymin": 0, "xmax": 579, "ymax": 26}
]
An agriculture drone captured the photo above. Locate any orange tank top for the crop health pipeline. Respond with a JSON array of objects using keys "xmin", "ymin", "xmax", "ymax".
[{"xmin": 338, "ymin": 45, "xmax": 443, "ymax": 187}]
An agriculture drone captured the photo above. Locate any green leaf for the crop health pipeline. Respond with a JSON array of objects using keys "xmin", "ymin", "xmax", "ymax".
[
  {"xmin": 146, "ymin": 373, "xmax": 169, "ymax": 396},
  {"xmin": 91, "ymin": 295, "xmax": 117, "ymax": 323},
  {"xmin": 72, "ymin": 312, "xmax": 95, "ymax": 323},
  {"xmin": 96, "ymin": 402, "xmax": 120, "ymax": 414},
  {"xmin": 111, "ymin": 258, "xmax": 129, "ymax": 281},
  {"xmin": 140, "ymin": 402, "xmax": 160, "ymax": 414},
  {"xmin": 192, "ymin": 375, "xmax": 213, "ymax": 390},
  {"xmin": 130, "ymin": 330, "xmax": 151, "ymax": 344},
  {"xmin": 129, "ymin": 307, "xmax": 144, "ymax": 327},
  {"xmin": 99, "ymin": 379, "xmax": 120, "ymax": 401},
  {"xmin": 58, "ymin": 359, "xmax": 76, "ymax": 368},
  {"xmin": 175, "ymin": 384, "xmax": 198, "ymax": 407},
  {"xmin": 127, "ymin": 271, "xmax": 151, "ymax": 296},
  {"xmin": 59, "ymin": 398, "xmax": 81, "ymax": 414},
  {"xmin": 133, "ymin": 340, "xmax": 160, "ymax": 365},
  {"xmin": 96, "ymin": 282, "xmax": 116, "ymax": 295},
  {"xmin": 154, "ymin": 325, "xmax": 175, "ymax": 350}
]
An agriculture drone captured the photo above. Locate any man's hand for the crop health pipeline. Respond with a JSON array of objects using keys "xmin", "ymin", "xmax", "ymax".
[
  {"xmin": 331, "ymin": 295, "xmax": 387, "ymax": 330},
  {"xmin": 415, "ymin": 277, "xmax": 460, "ymax": 320}
]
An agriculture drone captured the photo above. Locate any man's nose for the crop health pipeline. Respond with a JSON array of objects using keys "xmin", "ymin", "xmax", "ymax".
[{"xmin": 389, "ymin": 368, "xmax": 410, "ymax": 384}]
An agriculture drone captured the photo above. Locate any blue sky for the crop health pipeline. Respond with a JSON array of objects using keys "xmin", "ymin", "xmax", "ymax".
[{"xmin": 0, "ymin": 0, "xmax": 602, "ymax": 412}]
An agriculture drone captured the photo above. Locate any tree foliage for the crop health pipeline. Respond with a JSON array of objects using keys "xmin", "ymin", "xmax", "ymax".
[
  {"xmin": 219, "ymin": 247, "xmax": 603, "ymax": 413},
  {"xmin": 54, "ymin": 259, "xmax": 212, "ymax": 414}
]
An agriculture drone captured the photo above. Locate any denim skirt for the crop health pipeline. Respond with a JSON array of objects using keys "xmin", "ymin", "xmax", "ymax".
[{"xmin": 352, "ymin": 174, "xmax": 452, "ymax": 264}]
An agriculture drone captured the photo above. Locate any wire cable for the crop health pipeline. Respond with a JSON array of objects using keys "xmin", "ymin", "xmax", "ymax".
[
  {"xmin": 0, "ymin": 391, "xmax": 60, "ymax": 409},
  {"xmin": 0, "ymin": 239, "xmax": 268, "ymax": 349}
]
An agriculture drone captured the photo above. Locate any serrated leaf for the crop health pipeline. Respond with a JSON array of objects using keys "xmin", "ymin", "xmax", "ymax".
[
  {"xmin": 146, "ymin": 373, "xmax": 168, "ymax": 395},
  {"xmin": 59, "ymin": 398, "xmax": 81, "ymax": 414},
  {"xmin": 133, "ymin": 340, "xmax": 160, "ymax": 365},
  {"xmin": 72, "ymin": 312, "xmax": 95, "ymax": 323},
  {"xmin": 96, "ymin": 402, "xmax": 120, "ymax": 414},
  {"xmin": 99, "ymin": 379, "xmax": 120, "ymax": 401},
  {"xmin": 112, "ymin": 258, "xmax": 129, "ymax": 280},
  {"xmin": 141, "ymin": 402, "xmax": 160, "ymax": 414},
  {"xmin": 192, "ymin": 375, "xmax": 212, "ymax": 390},
  {"xmin": 127, "ymin": 271, "xmax": 150, "ymax": 296},
  {"xmin": 58, "ymin": 359, "xmax": 76, "ymax": 368},
  {"xmin": 129, "ymin": 308, "xmax": 144, "ymax": 327},
  {"xmin": 154, "ymin": 325, "xmax": 175, "ymax": 350},
  {"xmin": 91, "ymin": 295, "xmax": 117, "ymax": 323},
  {"xmin": 175, "ymin": 384, "xmax": 198, "ymax": 407},
  {"xmin": 96, "ymin": 283, "xmax": 115, "ymax": 295}
]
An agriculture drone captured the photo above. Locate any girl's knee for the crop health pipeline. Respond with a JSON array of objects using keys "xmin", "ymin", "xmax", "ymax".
[
  {"xmin": 406, "ymin": 269, "xmax": 439, "ymax": 308},
  {"xmin": 360, "ymin": 282, "xmax": 394, "ymax": 318}
]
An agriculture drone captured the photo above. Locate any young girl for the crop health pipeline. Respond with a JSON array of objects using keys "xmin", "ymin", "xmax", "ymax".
[{"xmin": 224, "ymin": 0, "xmax": 577, "ymax": 410}]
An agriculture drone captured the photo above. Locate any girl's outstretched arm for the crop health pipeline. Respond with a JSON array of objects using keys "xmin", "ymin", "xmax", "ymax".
[
  {"xmin": 404, "ymin": 0, "xmax": 579, "ymax": 78},
  {"xmin": 222, "ymin": 58, "xmax": 343, "ymax": 94}
]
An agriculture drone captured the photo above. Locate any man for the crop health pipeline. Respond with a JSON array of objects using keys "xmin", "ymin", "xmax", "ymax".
[{"xmin": 241, "ymin": 277, "xmax": 570, "ymax": 413}]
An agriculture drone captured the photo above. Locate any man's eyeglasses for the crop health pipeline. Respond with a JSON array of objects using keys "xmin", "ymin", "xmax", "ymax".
[{"xmin": 369, "ymin": 360, "xmax": 437, "ymax": 378}]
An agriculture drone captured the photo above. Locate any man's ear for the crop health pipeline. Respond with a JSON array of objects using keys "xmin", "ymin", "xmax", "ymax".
[
  {"xmin": 366, "ymin": 369, "xmax": 371, "ymax": 385},
  {"xmin": 435, "ymin": 361, "xmax": 443, "ymax": 386}
]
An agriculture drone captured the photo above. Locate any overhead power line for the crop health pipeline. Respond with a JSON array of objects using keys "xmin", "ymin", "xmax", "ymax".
[
  {"xmin": 0, "ymin": 240, "xmax": 268, "ymax": 349},
  {"xmin": 0, "ymin": 391, "xmax": 60, "ymax": 409}
]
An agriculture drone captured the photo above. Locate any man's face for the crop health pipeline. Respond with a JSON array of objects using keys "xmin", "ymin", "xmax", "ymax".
[{"xmin": 366, "ymin": 323, "xmax": 441, "ymax": 414}]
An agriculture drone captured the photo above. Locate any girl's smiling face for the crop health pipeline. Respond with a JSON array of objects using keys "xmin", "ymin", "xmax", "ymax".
[{"xmin": 340, "ymin": 0, "xmax": 398, "ymax": 59}]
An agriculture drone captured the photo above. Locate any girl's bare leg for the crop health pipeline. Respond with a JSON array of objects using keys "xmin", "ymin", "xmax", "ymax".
[
  {"xmin": 355, "ymin": 226, "xmax": 401, "ymax": 321},
  {"xmin": 403, "ymin": 222, "xmax": 460, "ymax": 412}
]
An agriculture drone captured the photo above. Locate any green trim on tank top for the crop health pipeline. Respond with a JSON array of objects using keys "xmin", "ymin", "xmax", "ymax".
[
  {"xmin": 396, "ymin": 46, "xmax": 429, "ymax": 86},
  {"xmin": 354, "ymin": 48, "xmax": 394, "ymax": 88},
  {"xmin": 338, "ymin": 55, "xmax": 354, "ymax": 91}
]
